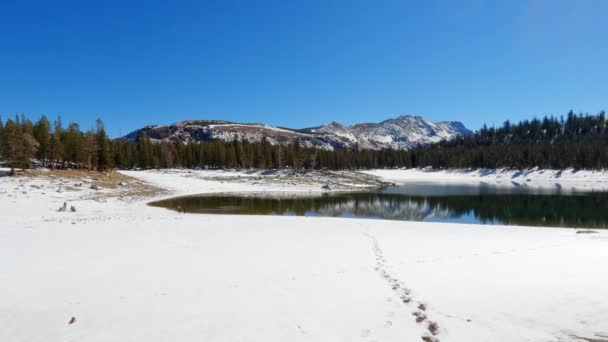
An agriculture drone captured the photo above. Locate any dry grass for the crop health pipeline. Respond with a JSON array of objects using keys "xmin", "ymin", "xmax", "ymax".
[
  {"xmin": 19, "ymin": 169, "xmax": 165, "ymax": 200},
  {"xmin": 12, "ymin": 168, "xmax": 388, "ymax": 201},
  {"xmin": 184, "ymin": 169, "xmax": 390, "ymax": 190}
]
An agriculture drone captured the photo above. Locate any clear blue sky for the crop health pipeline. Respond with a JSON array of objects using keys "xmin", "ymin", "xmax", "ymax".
[{"xmin": 1, "ymin": 0, "xmax": 607, "ymax": 137}]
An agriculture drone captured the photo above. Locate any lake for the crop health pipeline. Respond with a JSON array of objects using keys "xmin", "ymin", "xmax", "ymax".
[{"xmin": 149, "ymin": 183, "xmax": 608, "ymax": 228}]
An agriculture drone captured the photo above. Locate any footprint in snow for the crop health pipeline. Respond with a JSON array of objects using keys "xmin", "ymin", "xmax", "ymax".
[{"xmin": 360, "ymin": 329, "xmax": 371, "ymax": 338}]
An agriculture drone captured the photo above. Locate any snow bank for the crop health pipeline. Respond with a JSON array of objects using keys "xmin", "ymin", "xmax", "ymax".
[
  {"xmin": 364, "ymin": 168, "xmax": 608, "ymax": 192},
  {"xmin": 1, "ymin": 170, "xmax": 607, "ymax": 342}
]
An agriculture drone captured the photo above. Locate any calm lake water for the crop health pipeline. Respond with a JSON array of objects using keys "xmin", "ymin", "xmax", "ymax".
[{"xmin": 149, "ymin": 183, "xmax": 608, "ymax": 228}]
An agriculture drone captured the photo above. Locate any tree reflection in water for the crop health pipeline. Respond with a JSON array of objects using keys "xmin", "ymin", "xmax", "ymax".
[{"xmin": 150, "ymin": 189, "xmax": 608, "ymax": 228}]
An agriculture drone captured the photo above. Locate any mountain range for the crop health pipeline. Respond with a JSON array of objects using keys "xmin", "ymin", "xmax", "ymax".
[{"xmin": 123, "ymin": 115, "xmax": 472, "ymax": 150}]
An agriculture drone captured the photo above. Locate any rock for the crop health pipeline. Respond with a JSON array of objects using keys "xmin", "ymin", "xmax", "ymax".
[{"xmin": 321, "ymin": 184, "xmax": 331, "ymax": 190}]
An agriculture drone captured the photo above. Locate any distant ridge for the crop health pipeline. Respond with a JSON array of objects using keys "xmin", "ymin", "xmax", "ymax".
[{"xmin": 123, "ymin": 115, "xmax": 472, "ymax": 150}]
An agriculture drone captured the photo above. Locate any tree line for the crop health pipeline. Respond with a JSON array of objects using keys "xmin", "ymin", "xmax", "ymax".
[
  {"xmin": 1, "ymin": 110, "xmax": 607, "ymax": 172},
  {"xmin": 0, "ymin": 114, "xmax": 112, "ymax": 173},
  {"xmin": 405, "ymin": 110, "xmax": 608, "ymax": 169}
]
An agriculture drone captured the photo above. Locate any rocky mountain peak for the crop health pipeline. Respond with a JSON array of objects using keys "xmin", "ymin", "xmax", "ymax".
[{"xmin": 124, "ymin": 115, "xmax": 472, "ymax": 150}]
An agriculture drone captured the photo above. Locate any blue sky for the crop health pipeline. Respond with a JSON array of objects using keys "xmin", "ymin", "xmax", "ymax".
[{"xmin": 1, "ymin": 0, "xmax": 607, "ymax": 137}]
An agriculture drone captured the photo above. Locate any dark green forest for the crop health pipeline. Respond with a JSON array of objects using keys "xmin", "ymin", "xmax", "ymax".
[{"xmin": 1, "ymin": 110, "xmax": 607, "ymax": 172}]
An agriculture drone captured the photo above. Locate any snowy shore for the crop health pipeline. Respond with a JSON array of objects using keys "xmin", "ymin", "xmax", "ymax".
[
  {"xmin": 1, "ymin": 169, "xmax": 607, "ymax": 342},
  {"xmin": 120, "ymin": 168, "xmax": 386, "ymax": 198},
  {"xmin": 363, "ymin": 168, "xmax": 608, "ymax": 192}
]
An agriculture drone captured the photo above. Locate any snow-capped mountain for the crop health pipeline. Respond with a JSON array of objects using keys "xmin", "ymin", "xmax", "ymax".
[
  {"xmin": 306, "ymin": 116, "xmax": 471, "ymax": 150},
  {"xmin": 123, "ymin": 115, "xmax": 472, "ymax": 150}
]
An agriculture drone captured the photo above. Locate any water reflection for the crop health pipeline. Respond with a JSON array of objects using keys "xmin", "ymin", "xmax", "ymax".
[{"xmin": 149, "ymin": 184, "xmax": 608, "ymax": 228}]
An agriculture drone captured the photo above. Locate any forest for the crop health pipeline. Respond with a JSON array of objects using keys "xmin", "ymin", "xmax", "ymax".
[{"xmin": 0, "ymin": 110, "xmax": 607, "ymax": 172}]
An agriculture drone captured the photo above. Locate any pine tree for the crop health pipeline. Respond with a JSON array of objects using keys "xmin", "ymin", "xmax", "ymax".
[
  {"xmin": 138, "ymin": 132, "xmax": 153, "ymax": 168},
  {"xmin": 48, "ymin": 118, "xmax": 64, "ymax": 168},
  {"xmin": 2, "ymin": 119, "xmax": 26, "ymax": 173},
  {"xmin": 20, "ymin": 114, "xmax": 34, "ymax": 135},
  {"xmin": 96, "ymin": 119, "xmax": 112, "ymax": 171},
  {"xmin": 33, "ymin": 115, "xmax": 51, "ymax": 165},
  {"xmin": 0, "ymin": 116, "xmax": 5, "ymax": 161},
  {"xmin": 160, "ymin": 142, "xmax": 175, "ymax": 168},
  {"xmin": 84, "ymin": 130, "xmax": 98, "ymax": 171},
  {"xmin": 65, "ymin": 123, "xmax": 84, "ymax": 168}
]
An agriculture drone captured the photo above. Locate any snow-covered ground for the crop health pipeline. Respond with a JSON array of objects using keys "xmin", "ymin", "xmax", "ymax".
[
  {"xmin": 120, "ymin": 168, "xmax": 385, "ymax": 196},
  {"xmin": 1, "ymin": 169, "xmax": 607, "ymax": 342},
  {"xmin": 364, "ymin": 168, "xmax": 608, "ymax": 192}
]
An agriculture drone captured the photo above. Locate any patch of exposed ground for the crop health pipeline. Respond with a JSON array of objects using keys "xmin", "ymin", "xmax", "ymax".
[
  {"xmin": 576, "ymin": 230, "xmax": 599, "ymax": 234},
  {"xmin": 12, "ymin": 169, "xmax": 388, "ymax": 202},
  {"xmin": 172, "ymin": 169, "xmax": 390, "ymax": 191},
  {"xmin": 19, "ymin": 169, "xmax": 165, "ymax": 200}
]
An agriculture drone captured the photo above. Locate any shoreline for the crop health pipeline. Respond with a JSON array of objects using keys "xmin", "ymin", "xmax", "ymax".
[
  {"xmin": 363, "ymin": 168, "xmax": 608, "ymax": 192},
  {"xmin": 119, "ymin": 168, "xmax": 390, "ymax": 201}
]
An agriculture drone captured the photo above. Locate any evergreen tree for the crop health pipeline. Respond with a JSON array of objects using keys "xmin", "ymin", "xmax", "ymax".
[
  {"xmin": 20, "ymin": 114, "xmax": 34, "ymax": 135},
  {"xmin": 138, "ymin": 132, "xmax": 153, "ymax": 168},
  {"xmin": 33, "ymin": 115, "xmax": 51, "ymax": 165},
  {"xmin": 65, "ymin": 123, "xmax": 84, "ymax": 167},
  {"xmin": 48, "ymin": 118, "xmax": 64, "ymax": 168},
  {"xmin": 0, "ymin": 116, "xmax": 5, "ymax": 161},
  {"xmin": 2, "ymin": 119, "xmax": 26, "ymax": 173},
  {"xmin": 96, "ymin": 119, "xmax": 112, "ymax": 171},
  {"xmin": 4, "ymin": 109, "xmax": 608, "ymax": 172},
  {"xmin": 84, "ymin": 130, "xmax": 98, "ymax": 171}
]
